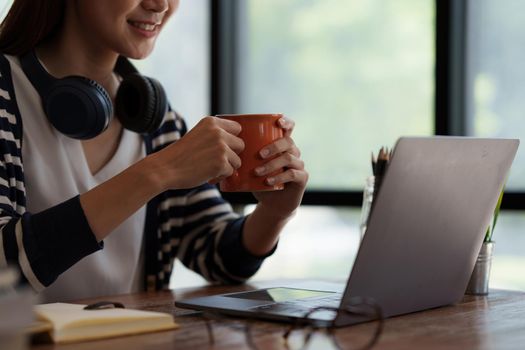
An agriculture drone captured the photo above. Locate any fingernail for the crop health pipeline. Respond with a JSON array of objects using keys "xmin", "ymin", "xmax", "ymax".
[
  {"xmin": 266, "ymin": 177, "xmax": 275, "ymax": 185},
  {"xmin": 278, "ymin": 118, "xmax": 287, "ymax": 126},
  {"xmin": 255, "ymin": 166, "xmax": 265, "ymax": 175},
  {"xmin": 260, "ymin": 148, "xmax": 270, "ymax": 158}
]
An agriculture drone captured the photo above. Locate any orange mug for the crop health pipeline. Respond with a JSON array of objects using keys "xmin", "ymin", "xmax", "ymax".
[{"xmin": 217, "ymin": 113, "xmax": 285, "ymax": 192}]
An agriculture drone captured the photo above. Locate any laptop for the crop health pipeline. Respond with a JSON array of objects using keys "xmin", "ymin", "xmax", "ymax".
[{"xmin": 175, "ymin": 137, "xmax": 519, "ymax": 327}]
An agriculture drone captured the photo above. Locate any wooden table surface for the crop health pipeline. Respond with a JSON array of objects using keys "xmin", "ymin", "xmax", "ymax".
[{"xmin": 30, "ymin": 280, "xmax": 525, "ymax": 350}]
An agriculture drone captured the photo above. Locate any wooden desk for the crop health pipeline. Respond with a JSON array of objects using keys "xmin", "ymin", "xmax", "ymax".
[{"xmin": 31, "ymin": 280, "xmax": 525, "ymax": 350}]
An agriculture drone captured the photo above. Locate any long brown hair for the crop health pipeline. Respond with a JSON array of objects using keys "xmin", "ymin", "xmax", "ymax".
[{"xmin": 0, "ymin": 0, "xmax": 66, "ymax": 55}]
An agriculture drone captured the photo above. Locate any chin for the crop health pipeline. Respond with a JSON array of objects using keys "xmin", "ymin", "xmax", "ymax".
[
  {"xmin": 126, "ymin": 51, "xmax": 153, "ymax": 60},
  {"xmin": 120, "ymin": 46, "xmax": 155, "ymax": 60}
]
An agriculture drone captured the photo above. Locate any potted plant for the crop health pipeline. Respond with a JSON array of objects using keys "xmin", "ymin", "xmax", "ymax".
[{"xmin": 465, "ymin": 189, "xmax": 504, "ymax": 295}]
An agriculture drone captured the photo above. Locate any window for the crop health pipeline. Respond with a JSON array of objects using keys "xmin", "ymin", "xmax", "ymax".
[
  {"xmin": 466, "ymin": 0, "xmax": 525, "ymax": 190},
  {"xmin": 235, "ymin": 0, "xmax": 434, "ymax": 277},
  {"xmin": 0, "ymin": 1, "xmax": 12, "ymax": 20},
  {"xmin": 238, "ymin": 0, "xmax": 435, "ymax": 189},
  {"xmin": 203, "ymin": 0, "xmax": 525, "ymax": 292},
  {"xmin": 465, "ymin": 0, "xmax": 525, "ymax": 290},
  {"xmin": 171, "ymin": 206, "xmax": 362, "ymax": 289},
  {"xmin": 171, "ymin": 0, "xmax": 436, "ymax": 290},
  {"xmin": 135, "ymin": 0, "xmax": 209, "ymax": 129},
  {"xmin": 490, "ymin": 212, "xmax": 525, "ymax": 290}
]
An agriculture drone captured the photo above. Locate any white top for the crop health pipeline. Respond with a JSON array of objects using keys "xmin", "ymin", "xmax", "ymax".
[{"xmin": 6, "ymin": 55, "xmax": 146, "ymax": 302}]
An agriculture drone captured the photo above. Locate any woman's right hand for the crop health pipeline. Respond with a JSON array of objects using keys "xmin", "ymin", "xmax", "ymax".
[{"xmin": 149, "ymin": 116, "xmax": 245, "ymax": 191}]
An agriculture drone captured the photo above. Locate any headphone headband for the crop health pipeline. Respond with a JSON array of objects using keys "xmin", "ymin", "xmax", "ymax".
[
  {"xmin": 20, "ymin": 51, "xmax": 140, "ymax": 89},
  {"xmin": 115, "ymin": 56, "xmax": 140, "ymax": 77},
  {"xmin": 19, "ymin": 50, "xmax": 55, "ymax": 98},
  {"xmin": 18, "ymin": 50, "xmax": 167, "ymax": 139}
]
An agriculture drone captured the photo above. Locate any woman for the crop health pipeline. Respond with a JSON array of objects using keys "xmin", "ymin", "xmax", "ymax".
[{"xmin": 0, "ymin": 0, "xmax": 307, "ymax": 302}]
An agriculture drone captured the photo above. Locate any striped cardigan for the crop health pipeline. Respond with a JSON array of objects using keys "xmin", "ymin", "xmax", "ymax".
[{"xmin": 0, "ymin": 54, "xmax": 270, "ymax": 292}]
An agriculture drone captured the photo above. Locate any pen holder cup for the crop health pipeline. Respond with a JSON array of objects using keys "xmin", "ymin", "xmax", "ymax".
[
  {"xmin": 359, "ymin": 176, "xmax": 375, "ymax": 242},
  {"xmin": 465, "ymin": 241, "xmax": 494, "ymax": 296}
]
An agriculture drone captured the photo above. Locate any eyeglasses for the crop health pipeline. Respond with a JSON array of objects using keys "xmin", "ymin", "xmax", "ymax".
[
  {"xmin": 198, "ymin": 296, "xmax": 384, "ymax": 350},
  {"xmin": 83, "ymin": 301, "xmax": 125, "ymax": 310}
]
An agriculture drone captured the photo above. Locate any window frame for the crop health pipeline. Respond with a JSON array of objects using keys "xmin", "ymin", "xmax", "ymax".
[{"xmin": 210, "ymin": 0, "xmax": 525, "ymax": 210}]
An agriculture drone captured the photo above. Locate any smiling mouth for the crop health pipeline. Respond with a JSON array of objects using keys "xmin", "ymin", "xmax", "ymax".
[{"xmin": 128, "ymin": 20, "xmax": 160, "ymax": 32}]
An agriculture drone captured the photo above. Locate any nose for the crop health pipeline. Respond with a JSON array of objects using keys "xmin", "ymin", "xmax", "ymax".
[{"xmin": 142, "ymin": 0, "xmax": 169, "ymax": 13}]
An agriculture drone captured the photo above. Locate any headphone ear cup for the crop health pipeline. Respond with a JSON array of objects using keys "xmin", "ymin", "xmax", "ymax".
[
  {"xmin": 115, "ymin": 73, "xmax": 168, "ymax": 134},
  {"xmin": 45, "ymin": 77, "xmax": 113, "ymax": 139}
]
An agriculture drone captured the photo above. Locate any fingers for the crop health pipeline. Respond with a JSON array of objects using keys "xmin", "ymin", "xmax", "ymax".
[
  {"xmin": 226, "ymin": 147, "xmax": 242, "ymax": 171},
  {"xmin": 222, "ymin": 129, "xmax": 245, "ymax": 154},
  {"xmin": 259, "ymin": 116, "xmax": 296, "ymax": 157},
  {"xmin": 278, "ymin": 117, "xmax": 295, "ymax": 137},
  {"xmin": 254, "ymin": 152, "xmax": 304, "ymax": 177},
  {"xmin": 208, "ymin": 145, "xmax": 240, "ymax": 184},
  {"xmin": 207, "ymin": 150, "xmax": 239, "ymax": 185},
  {"xmin": 209, "ymin": 151, "xmax": 239, "ymax": 182},
  {"xmin": 259, "ymin": 136, "xmax": 300, "ymax": 160},
  {"xmin": 201, "ymin": 116, "xmax": 302, "ymax": 187},
  {"xmin": 255, "ymin": 145, "xmax": 307, "ymax": 188},
  {"xmin": 203, "ymin": 116, "xmax": 244, "ymax": 153},
  {"xmin": 266, "ymin": 168, "xmax": 309, "ymax": 187},
  {"xmin": 194, "ymin": 117, "xmax": 244, "ymax": 154},
  {"xmin": 213, "ymin": 116, "xmax": 242, "ymax": 135},
  {"xmin": 217, "ymin": 146, "xmax": 241, "ymax": 175}
]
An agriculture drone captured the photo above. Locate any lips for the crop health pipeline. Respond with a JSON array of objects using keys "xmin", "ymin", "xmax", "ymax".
[{"xmin": 128, "ymin": 20, "xmax": 160, "ymax": 32}]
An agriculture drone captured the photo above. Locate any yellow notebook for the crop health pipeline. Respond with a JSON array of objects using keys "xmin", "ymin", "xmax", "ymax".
[{"xmin": 30, "ymin": 302, "xmax": 178, "ymax": 343}]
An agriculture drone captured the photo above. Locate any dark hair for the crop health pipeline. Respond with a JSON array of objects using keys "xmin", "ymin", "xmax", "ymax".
[{"xmin": 0, "ymin": 0, "xmax": 66, "ymax": 55}]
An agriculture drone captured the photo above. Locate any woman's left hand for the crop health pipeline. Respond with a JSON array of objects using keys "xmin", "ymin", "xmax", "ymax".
[{"xmin": 252, "ymin": 117, "xmax": 308, "ymax": 219}]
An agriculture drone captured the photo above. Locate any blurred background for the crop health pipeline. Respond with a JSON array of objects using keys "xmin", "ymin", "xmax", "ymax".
[{"xmin": 1, "ymin": 0, "xmax": 524, "ymax": 290}]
